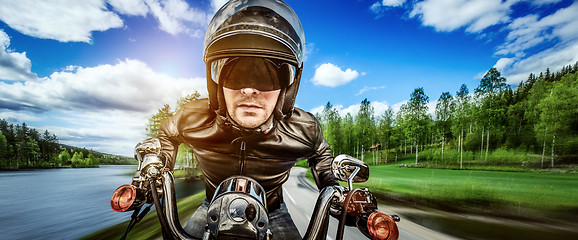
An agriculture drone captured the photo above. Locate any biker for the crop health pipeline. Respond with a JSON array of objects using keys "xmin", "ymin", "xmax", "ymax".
[{"xmin": 157, "ymin": 0, "xmax": 339, "ymax": 238}]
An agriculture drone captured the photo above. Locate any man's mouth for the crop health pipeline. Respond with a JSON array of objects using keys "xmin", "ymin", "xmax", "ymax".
[{"xmin": 237, "ymin": 102, "xmax": 262, "ymax": 109}]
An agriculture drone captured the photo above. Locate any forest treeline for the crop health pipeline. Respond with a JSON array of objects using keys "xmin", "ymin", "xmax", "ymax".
[
  {"xmin": 316, "ymin": 63, "xmax": 578, "ymax": 170},
  {"xmin": 0, "ymin": 119, "xmax": 134, "ymax": 169}
]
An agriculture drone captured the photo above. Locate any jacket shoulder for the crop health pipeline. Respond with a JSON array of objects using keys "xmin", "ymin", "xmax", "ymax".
[
  {"xmin": 161, "ymin": 98, "xmax": 215, "ymax": 136},
  {"xmin": 277, "ymin": 108, "xmax": 322, "ymax": 146},
  {"xmin": 287, "ymin": 108, "xmax": 319, "ymax": 125},
  {"xmin": 179, "ymin": 98, "xmax": 211, "ymax": 112}
]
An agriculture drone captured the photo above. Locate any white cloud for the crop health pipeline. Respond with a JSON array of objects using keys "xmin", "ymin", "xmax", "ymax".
[
  {"xmin": 496, "ymin": 14, "xmax": 549, "ymax": 56},
  {"xmin": 46, "ymin": 110, "xmax": 151, "ymax": 156},
  {"xmin": 0, "ymin": 30, "xmax": 37, "ymax": 81},
  {"xmin": 372, "ymin": 101, "xmax": 390, "ymax": 117},
  {"xmin": 0, "ymin": 0, "xmax": 211, "ymax": 42},
  {"xmin": 496, "ymin": 1, "xmax": 578, "ymax": 83},
  {"xmin": 409, "ymin": 0, "xmax": 511, "ymax": 33},
  {"xmin": 0, "ymin": 109, "xmax": 148, "ymax": 156},
  {"xmin": 426, "ymin": 100, "xmax": 437, "ymax": 116},
  {"xmin": 356, "ymin": 85, "xmax": 387, "ymax": 96},
  {"xmin": 309, "ymin": 105, "xmax": 325, "ymax": 116},
  {"xmin": 371, "ymin": 0, "xmax": 406, "ymax": 14},
  {"xmin": 503, "ymin": 41, "xmax": 578, "ymax": 84},
  {"xmin": 311, "ymin": 63, "xmax": 360, "ymax": 87},
  {"xmin": 144, "ymin": 0, "xmax": 210, "ymax": 37},
  {"xmin": 211, "ymin": 0, "xmax": 230, "ymax": 12},
  {"xmin": 304, "ymin": 42, "xmax": 316, "ymax": 63},
  {"xmin": 339, "ymin": 104, "xmax": 361, "ymax": 117},
  {"xmin": 493, "ymin": 58, "xmax": 515, "ymax": 72},
  {"xmin": 530, "ymin": 0, "xmax": 565, "ymax": 6},
  {"xmin": 390, "ymin": 100, "xmax": 407, "ymax": 115},
  {"xmin": 370, "ymin": 2, "xmax": 383, "ymax": 14},
  {"xmin": 108, "ymin": 0, "xmax": 149, "ymax": 16},
  {"xmin": 372, "ymin": 0, "xmax": 578, "ymax": 86},
  {"xmin": 382, "ymin": 0, "xmax": 406, "ymax": 7},
  {"xmin": 0, "ymin": 59, "xmax": 206, "ymax": 113},
  {"xmin": 0, "ymin": 111, "xmax": 41, "ymax": 123},
  {"xmin": 0, "ymin": 0, "xmax": 123, "ymax": 43},
  {"xmin": 498, "ymin": 1, "xmax": 578, "ymax": 55},
  {"xmin": 0, "ymin": 59, "xmax": 208, "ymax": 155}
]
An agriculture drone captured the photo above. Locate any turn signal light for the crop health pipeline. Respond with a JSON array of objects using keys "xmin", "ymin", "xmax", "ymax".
[
  {"xmin": 111, "ymin": 184, "xmax": 137, "ymax": 212},
  {"xmin": 367, "ymin": 211, "xmax": 399, "ymax": 240}
]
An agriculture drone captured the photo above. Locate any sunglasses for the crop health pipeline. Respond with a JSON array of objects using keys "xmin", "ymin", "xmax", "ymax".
[{"xmin": 211, "ymin": 57, "xmax": 296, "ymax": 92}]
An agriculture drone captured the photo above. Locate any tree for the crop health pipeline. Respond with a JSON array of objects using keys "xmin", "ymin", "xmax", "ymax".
[
  {"xmin": 86, "ymin": 153, "xmax": 99, "ymax": 167},
  {"xmin": 13, "ymin": 123, "xmax": 41, "ymax": 167},
  {"xmin": 0, "ymin": 119, "xmax": 63, "ymax": 167},
  {"xmin": 40, "ymin": 130, "xmax": 59, "ymax": 163},
  {"xmin": 377, "ymin": 108, "xmax": 394, "ymax": 163},
  {"xmin": 355, "ymin": 99, "xmax": 376, "ymax": 162},
  {"xmin": 0, "ymin": 132, "xmax": 8, "ymax": 166},
  {"xmin": 321, "ymin": 102, "xmax": 343, "ymax": 155},
  {"xmin": 146, "ymin": 104, "xmax": 173, "ymax": 138},
  {"xmin": 59, "ymin": 150, "xmax": 71, "ymax": 165},
  {"xmin": 402, "ymin": 88, "xmax": 429, "ymax": 164},
  {"xmin": 176, "ymin": 92, "xmax": 201, "ymax": 110},
  {"xmin": 534, "ymin": 72, "xmax": 578, "ymax": 167},
  {"xmin": 476, "ymin": 68, "xmax": 507, "ymax": 94},
  {"xmin": 475, "ymin": 68, "xmax": 509, "ymax": 160},
  {"xmin": 342, "ymin": 113, "xmax": 355, "ymax": 155},
  {"xmin": 173, "ymin": 92, "xmax": 202, "ymax": 169},
  {"xmin": 71, "ymin": 151, "xmax": 85, "ymax": 167},
  {"xmin": 435, "ymin": 92, "xmax": 454, "ymax": 161}
]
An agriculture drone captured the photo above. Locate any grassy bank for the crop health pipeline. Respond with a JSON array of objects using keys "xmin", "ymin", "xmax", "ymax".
[
  {"xmin": 81, "ymin": 192, "xmax": 205, "ymax": 240},
  {"xmin": 173, "ymin": 167, "xmax": 203, "ymax": 180},
  {"xmin": 364, "ymin": 161, "xmax": 578, "ymax": 215},
  {"xmin": 306, "ymin": 153, "xmax": 578, "ymax": 221}
]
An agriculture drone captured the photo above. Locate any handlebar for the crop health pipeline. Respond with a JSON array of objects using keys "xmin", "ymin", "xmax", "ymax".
[
  {"xmin": 303, "ymin": 185, "xmax": 343, "ymax": 240},
  {"xmin": 157, "ymin": 171, "xmax": 198, "ymax": 240},
  {"xmin": 112, "ymin": 145, "xmax": 400, "ymax": 240}
]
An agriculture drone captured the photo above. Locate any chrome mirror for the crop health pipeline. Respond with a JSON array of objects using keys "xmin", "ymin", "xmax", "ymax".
[{"xmin": 332, "ymin": 154, "xmax": 369, "ymax": 190}]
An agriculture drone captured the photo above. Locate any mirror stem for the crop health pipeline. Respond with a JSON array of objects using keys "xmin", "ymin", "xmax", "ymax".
[{"xmin": 347, "ymin": 166, "xmax": 360, "ymax": 190}]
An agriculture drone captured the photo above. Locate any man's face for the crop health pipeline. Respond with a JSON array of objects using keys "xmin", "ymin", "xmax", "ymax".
[{"xmin": 223, "ymin": 87, "xmax": 280, "ymax": 129}]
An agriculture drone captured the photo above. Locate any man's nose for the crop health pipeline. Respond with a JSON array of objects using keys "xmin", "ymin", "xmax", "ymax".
[{"xmin": 240, "ymin": 88, "xmax": 259, "ymax": 95}]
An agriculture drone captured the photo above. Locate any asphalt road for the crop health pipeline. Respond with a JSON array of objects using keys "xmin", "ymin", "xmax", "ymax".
[{"xmin": 283, "ymin": 167, "xmax": 458, "ymax": 240}]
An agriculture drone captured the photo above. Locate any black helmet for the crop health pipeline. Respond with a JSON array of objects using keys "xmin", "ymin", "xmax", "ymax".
[{"xmin": 203, "ymin": 0, "xmax": 305, "ymax": 120}]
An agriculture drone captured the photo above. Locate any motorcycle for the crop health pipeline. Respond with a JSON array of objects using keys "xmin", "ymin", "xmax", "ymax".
[{"xmin": 110, "ymin": 138, "xmax": 400, "ymax": 240}]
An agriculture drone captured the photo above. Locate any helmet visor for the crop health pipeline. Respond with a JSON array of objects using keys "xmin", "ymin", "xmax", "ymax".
[{"xmin": 211, "ymin": 57, "xmax": 296, "ymax": 92}]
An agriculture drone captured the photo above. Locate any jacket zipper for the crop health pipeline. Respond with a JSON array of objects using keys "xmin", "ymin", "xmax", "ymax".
[{"xmin": 239, "ymin": 141, "xmax": 246, "ymax": 174}]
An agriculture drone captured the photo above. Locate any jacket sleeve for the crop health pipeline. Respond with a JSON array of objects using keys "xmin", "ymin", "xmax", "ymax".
[
  {"xmin": 157, "ymin": 111, "xmax": 181, "ymax": 171},
  {"xmin": 156, "ymin": 99, "xmax": 215, "ymax": 171},
  {"xmin": 307, "ymin": 119, "xmax": 339, "ymax": 190}
]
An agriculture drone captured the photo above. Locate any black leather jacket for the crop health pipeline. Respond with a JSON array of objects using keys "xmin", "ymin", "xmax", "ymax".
[{"xmin": 158, "ymin": 98, "xmax": 338, "ymax": 211}]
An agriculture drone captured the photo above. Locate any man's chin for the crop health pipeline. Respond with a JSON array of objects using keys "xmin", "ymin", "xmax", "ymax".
[{"xmin": 235, "ymin": 116, "xmax": 266, "ymax": 129}]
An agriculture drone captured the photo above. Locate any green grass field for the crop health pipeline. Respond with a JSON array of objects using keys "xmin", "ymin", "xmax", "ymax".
[
  {"xmin": 320, "ymin": 158, "xmax": 576, "ymax": 229},
  {"xmin": 303, "ymin": 155, "xmax": 578, "ymax": 220}
]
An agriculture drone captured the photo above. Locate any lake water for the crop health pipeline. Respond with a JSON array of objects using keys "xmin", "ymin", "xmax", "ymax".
[{"xmin": 0, "ymin": 165, "xmax": 204, "ymax": 240}]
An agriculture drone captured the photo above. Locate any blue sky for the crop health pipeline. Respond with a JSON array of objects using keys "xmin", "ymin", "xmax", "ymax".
[{"xmin": 1, "ymin": 0, "xmax": 577, "ymax": 156}]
